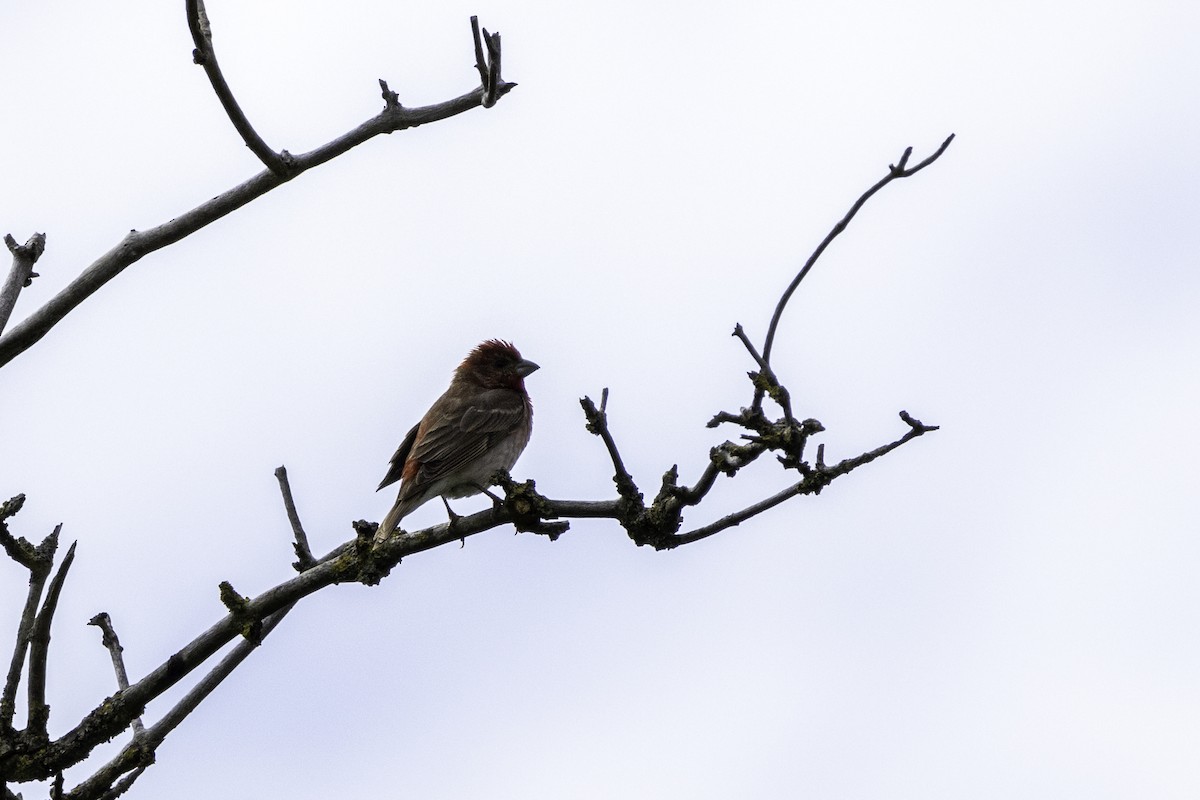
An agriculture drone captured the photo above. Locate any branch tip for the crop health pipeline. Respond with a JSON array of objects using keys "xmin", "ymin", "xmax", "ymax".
[{"xmin": 899, "ymin": 410, "xmax": 939, "ymax": 432}]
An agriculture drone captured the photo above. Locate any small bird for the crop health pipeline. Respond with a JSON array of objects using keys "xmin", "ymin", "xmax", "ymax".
[{"xmin": 375, "ymin": 340, "xmax": 539, "ymax": 542}]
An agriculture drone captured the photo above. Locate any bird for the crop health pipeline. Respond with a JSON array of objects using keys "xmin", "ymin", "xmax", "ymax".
[{"xmin": 375, "ymin": 339, "xmax": 539, "ymax": 543}]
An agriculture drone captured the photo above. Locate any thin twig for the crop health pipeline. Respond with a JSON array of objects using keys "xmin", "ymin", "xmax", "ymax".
[
  {"xmin": 819, "ymin": 410, "xmax": 937, "ymax": 478},
  {"xmin": 1, "ymin": 233, "xmax": 46, "ymax": 337},
  {"xmin": 87, "ymin": 614, "xmax": 144, "ymax": 738},
  {"xmin": 94, "ymin": 766, "xmax": 146, "ymax": 800},
  {"xmin": 670, "ymin": 479, "xmax": 806, "ymax": 547},
  {"xmin": 470, "ymin": 16, "xmax": 489, "ymax": 88},
  {"xmin": 670, "ymin": 459, "xmax": 725, "ymax": 506},
  {"xmin": 580, "ymin": 391, "xmax": 641, "ymax": 503},
  {"xmin": 760, "ymin": 134, "xmax": 955, "ymax": 368},
  {"xmin": 274, "ymin": 466, "xmax": 315, "ymax": 571},
  {"xmin": 483, "ymin": 28, "xmax": 503, "ymax": 107},
  {"xmin": 26, "ymin": 540, "xmax": 77, "ymax": 737},
  {"xmin": 185, "ymin": 0, "xmax": 289, "ymax": 175},
  {"xmin": 732, "ymin": 323, "xmax": 795, "ymax": 423}
]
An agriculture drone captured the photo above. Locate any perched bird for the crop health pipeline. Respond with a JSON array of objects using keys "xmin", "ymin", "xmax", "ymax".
[{"xmin": 375, "ymin": 340, "xmax": 539, "ymax": 541}]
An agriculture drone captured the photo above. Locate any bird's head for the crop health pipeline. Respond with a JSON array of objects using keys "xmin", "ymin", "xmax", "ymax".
[{"xmin": 458, "ymin": 339, "xmax": 540, "ymax": 390}]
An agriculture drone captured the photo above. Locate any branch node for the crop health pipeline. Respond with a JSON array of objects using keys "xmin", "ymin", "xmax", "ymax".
[
  {"xmin": 352, "ymin": 520, "xmax": 390, "ymax": 586},
  {"xmin": 899, "ymin": 409, "xmax": 939, "ymax": 432},
  {"xmin": 218, "ymin": 581, "xmax": 262, "ymax": 643},
  {"xmin": 379, "ymin": 78, "xmax": 402, "ymax": 111},
  {"xmin": 492, "ymin": 472, "xmax": 569, "ymax": 540}
]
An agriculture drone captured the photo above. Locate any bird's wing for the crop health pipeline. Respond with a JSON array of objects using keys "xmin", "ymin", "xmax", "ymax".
[
  {"xmin": 408, "ymin": 388, "xmax": 527, "ymax": 483},
  {"xmin": 377, "ymin": 422, "xmax": 420, "ymax": 491}
]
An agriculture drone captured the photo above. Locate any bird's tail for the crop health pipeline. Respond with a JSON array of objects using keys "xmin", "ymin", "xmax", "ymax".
[{"xmin": 373, "ymin": 497, "xmax": 416, "ymax": 548}]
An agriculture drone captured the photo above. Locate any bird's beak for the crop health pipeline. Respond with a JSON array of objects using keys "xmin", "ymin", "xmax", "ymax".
[{"xmin": 516, "ymin": 359, "xmax": 540, "ymax": 378}]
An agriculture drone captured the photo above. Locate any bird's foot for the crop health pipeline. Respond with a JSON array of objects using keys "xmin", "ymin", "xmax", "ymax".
[{"xmin": 441, "ymin": 497, "xmax": 464, "ymax": 524}]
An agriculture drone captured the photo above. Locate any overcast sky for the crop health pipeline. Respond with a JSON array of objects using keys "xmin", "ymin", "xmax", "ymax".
[{"xmin": 2, "ymin": 0, "xmax": 1198, "ymax": 797}]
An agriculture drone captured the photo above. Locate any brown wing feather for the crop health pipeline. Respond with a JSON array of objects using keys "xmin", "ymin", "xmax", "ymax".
[
  {"xmin": 377, "ymin": 422, "xmax": 419, "ymax": 491},
  {"xmin": 403, "ymin": 387, "xmax": 527, "ymax": 492}
]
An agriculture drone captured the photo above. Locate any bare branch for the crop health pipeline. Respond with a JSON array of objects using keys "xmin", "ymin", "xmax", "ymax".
[
  {"xmin": 0, "ymin": 17, "xmax": 515, "ymax": 372},
  {"xmin": 0, "ymin": 234, "xmax": 46, "ymax": 337},
  {"xmin": 580, "ymin": 390, "xmax": 642, "ymax": 504},
  {"xmin": 820, "ymin": 410, "xmax": 939, "ymax": 479},
  {"xmin": 93, "ymin": 766, "xmax": 146, "ymax": 800},
  {"xmin": 26, "ymin": 540, "xmax": 76, "ymax": 738},
  {"xmin": 732, "ymin": 323, "xmax": 795, "ymax": 423},
  {"xmin": 185, "ymin": 0, "xmax": 290, "ymax": 174},
  {"xmin": 759, "ymin": 134, "xmax": 956, "ymax": 370},
  {"xmin": 274, "ymin": 466, "xmax": 315, "ymax": 572},
  {"xmin": 86, "ymin": 614, "xmax": 144, "ymax": 738},
  {"xmin": 670, "ymin": 480, "xmax": 807, "ymax": 547},
  {"xmin": 471, "ymin": 16, "xmax": 489, "ymax": 89},
  {"xmin": 1, "ymin": 570, "xmax": 48, "ymax": 732},
  {"xmin": 0, "ymin": 494, "xmax": 37, "ymax": 571},
  {"xmin": 471, "ymin": 16, "xmax": 515, "ymax": 108},
  {"xmin": 1, "ymin": 522, "xmax": 59, "ymax": 732}
]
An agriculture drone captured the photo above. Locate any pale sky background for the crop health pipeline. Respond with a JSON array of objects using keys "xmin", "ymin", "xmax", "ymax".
[{"xmin": 1, "ymin": 0, "xmax": 1198, "ymax": 798}]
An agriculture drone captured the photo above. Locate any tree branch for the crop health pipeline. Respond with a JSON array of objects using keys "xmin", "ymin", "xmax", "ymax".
[
  {"xmin": 0, "ymin": 234, "xmax": 46, "ymax": 338},
  {"xmin": 186, "ymin": 0, "xmax": 290, "ymax": 174},
  {"xmin": 86, "ymin": 614, "xmax": 144, "ymax": 739},
  {"xmin": 0, "ymin": 16, "xmax": 514, "ymax": 371},
  {"xmin": 0, "ymin": 518, "xmax": 59, "ymax": 733},
  {"xmin": 25, "ymin": 540, "xmax": 76, "ymax": 739},
  {"xmin": 580, "ymin": 389, "xmax": 641, "ymax": 504},
  {"xmin": 274, "ymin": 466, "xmax": 315, "ymax": 572},
  {"xmin": 471, "ymin": 16, "xmax": 515, "ymax": 107},
  {"xmin": 757, "ymin": 134, "xmax": 955, "ymax": 384}
]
